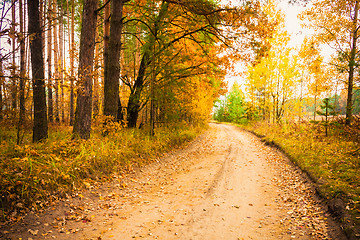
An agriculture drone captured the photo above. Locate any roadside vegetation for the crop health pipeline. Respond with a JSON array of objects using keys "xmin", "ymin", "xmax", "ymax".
[
  {"xmin": 244, "ymin": 120, "xmax": 359, "ymax": 224},
  {"xmin": 0, "ymin": 119, "xmax": 202, "ymax": 222}
]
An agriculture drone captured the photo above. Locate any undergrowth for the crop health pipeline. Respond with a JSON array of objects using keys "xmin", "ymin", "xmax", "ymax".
[
  {"xmin": 239, "ymin": 119, "xmax": 360, "ymax": 235},
  {"xmin": 0, "ymin": 120, "xmax": 202, "ymax": 222}
]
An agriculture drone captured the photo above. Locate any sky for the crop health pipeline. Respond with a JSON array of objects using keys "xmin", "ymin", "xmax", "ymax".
[{"xmin": 279, "ymin": 0, "xmax": 307, "ymax": 48}]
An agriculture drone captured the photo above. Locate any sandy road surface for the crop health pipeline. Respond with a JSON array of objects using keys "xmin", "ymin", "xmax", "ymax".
[{"xmin": 2, "ymin": 123, "xmax": 346, "ymax": 240}]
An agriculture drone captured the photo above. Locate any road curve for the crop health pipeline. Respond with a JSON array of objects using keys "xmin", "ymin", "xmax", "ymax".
[{"xmin": 98, "ymin": 123, "xmax": 345, "ymax": 239}]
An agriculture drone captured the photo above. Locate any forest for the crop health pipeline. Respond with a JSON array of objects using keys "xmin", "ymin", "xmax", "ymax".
[
  {"xmin": 0, "ymin": 0, "xmax": 273, "ymax": 221},
  {"xmin": 213, "ymin": 0, "xmax": 360, "ymax": 125},
  {"xmin": 0, "ymin": 0, "xmax": 359, "ymax": 237}
]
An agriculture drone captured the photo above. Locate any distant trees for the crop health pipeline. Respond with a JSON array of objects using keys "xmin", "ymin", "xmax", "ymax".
[
  {"xmin": 244, "ymin": 0, "xmax": 300, "ymax": 123},
  {"xmin": 298, "ymin": 38, "xmax": 331, "ymax": 121},
  {"xmin": 301, "ymin": 0, "xmax": 360, "ymax": 125},
  {"xmin": 215, "ymin": 0, "xmax": 360, "ymax": 126},
  {"xmin": 213, "ymin": 83, "xmax": 246, "ymax": 123}
]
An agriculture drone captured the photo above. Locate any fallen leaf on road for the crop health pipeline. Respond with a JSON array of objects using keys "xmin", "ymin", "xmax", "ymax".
[{"xmin": 28, "ymin": 229, "xmax": 39, "ymax": 236}]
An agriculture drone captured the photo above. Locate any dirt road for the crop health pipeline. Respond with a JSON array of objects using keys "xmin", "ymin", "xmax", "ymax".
[{"xmin": 3, "ymin": 123, "xmax": 346, "ymax": 239}]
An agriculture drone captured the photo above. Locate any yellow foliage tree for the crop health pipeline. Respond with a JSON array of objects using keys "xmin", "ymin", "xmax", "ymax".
[
  {"xmin": 301, "ymin": 0, "xmax": 360, "ymax": 125},
  {"xmin": 246, "ymin": 0, "xmax": 300, "ymax": 123}
]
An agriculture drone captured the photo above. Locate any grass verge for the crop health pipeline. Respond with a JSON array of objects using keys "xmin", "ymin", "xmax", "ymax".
[
  {"xmin": 239, "ymin": 120, "xmax": 359, "ymax": 238},
  {"xmin": 0, "ymin": 120, "xmax": 203, "ymax": 223}
]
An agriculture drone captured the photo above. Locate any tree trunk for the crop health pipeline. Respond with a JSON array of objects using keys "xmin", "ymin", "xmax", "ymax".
[
  {"xmin": 47, "ymin": 0, "xmax": 53, "ymax": 122},
  {"xmin": 28, "ymin": 0, "xmax": 48, "ymax": 142},
  {"xmin": 17, "ymin": 0, "xmax": 26, "ymax": 144},
  {"xmin": 93, "ymin": 26, "xmax": 100, "ymax": 118},
  {"xmin": 104, "ymin": 0, "xmax": 125, "ymax": 121},
  {"xmin": 313, "ymin": 94, "xmax": 317, "ymax": 121},
  {"xmin": 346, "ymin": 0, "xmax": 359, "ymax": 126},
  {"xmin": 0, "ymin": 51, "xmax": 3, "ymax": 121},
  {"xmin": 11, "ymin": 0, "xmax": 17, "ymax": 111},
  {"xmin": 126, "ymin": 2, "xmax": 169, "ymax": 128},
  {"xmin": 127, "ymin": 51, "xmax": 150, "ymax": 128},
  {"xmin": 72, "ymin": 0, "xmax": 98, "ymax": 140},
  {"xmin": 103, "ymin": 1, "xmax": 110, "ymax": 65},
  {"xmin": 59, "ymin": 13, "xmax": 65, "ymax": 123},
  {"xmin": 40, "ymin": 0, "xmax": 45, "ymax": 58},
  {"xmin": 52, "ymin": 0, "xmax": 60, "ymax": 122},
  {"xmin": 69, "ymin": 0, "xmax": 75, "ymax": 126},
  {"xmin": 101, "ymin": 0, "xmax": 110, "ymax": 120}
]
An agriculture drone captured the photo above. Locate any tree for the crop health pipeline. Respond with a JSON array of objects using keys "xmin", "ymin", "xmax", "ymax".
[
  {"xmin": 123, "ymin": 0, "xmax": 259, "ymax": 128},
  {"xmin": 125, "ymin": 1, "xmax": 170, "ymax": 128},
  {"xmin": 72, "ymin": 0, "xmax": 98, "ymax": 139},
  {"xmin": 52, "ymin": 0, "xmax": 60, "ymax": 122},
  {"xmin": 28, "ymin": 0, "xmax": 48, "ymax": 142},
  {"xmin": 59, "ymin": 4, "xmax": 65, "ymax": 123},
  {"xmin": 69, "ymin": 0, "xmax": 75, "ymax": 126},
  {"xmin": 17, "ymin": 0, "xmax": 26, "ymax": 144},
  {"xmin": 317, "ymin": 97, "xmax": 335, "ymax": 136},
  {"xmin": 244, "ymin": 0, "xmax": 302, "ymax": 123},
  {"xmin": 11, "ymin": 0, "xmax": 17, "ymax": 111},
  {"xmin": 47, "ymin": 0, "xmax": 54, "ymax": 122},
  {"xmin": 0, "ymin": 47, "xmax": 3, "ymax": 121},
  {"xmin": 298, "ymin": 37, "xmax": 332, "ymax": 121},
  {"xmin": 225, "ymin": 83, "xmax": 245, "ymax": 123},
  {"xmin": 246, "ymin": 28, "xmax": 299, "ymax": 123},
  {"xmin": 103, "ymin": 0, "xmax": 128, "ymax": 121},
  {"xmin": 213, "ymin": 83, "xmax": 254, "ymax": 123},
  {"xmin": 301, "ymin": 0, "xmax": 360, "ymax": 125}
]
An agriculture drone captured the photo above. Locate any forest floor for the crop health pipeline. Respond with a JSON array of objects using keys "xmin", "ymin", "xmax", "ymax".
[{"xmin": 1, "ymin": 123, "xmax": 347, "ymax": 240}]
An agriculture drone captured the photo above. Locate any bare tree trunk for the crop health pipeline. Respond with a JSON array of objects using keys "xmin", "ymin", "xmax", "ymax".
[
  {"xmin": 150, "ymin": 45, "xmax": 155, "ymax": 136},
  {"xmin": 66, "ymin": 0, "xmax": 71, "ymax": 123},
  {"xmin": 28, "ymin": 0, "xmax": 48, "ymax": 142},
  {"xmin": 298, "ymin": 77, "xmax": 303, "ymax": 122},
  {"xmin": 40, "ymin": 0, "xmax": 45, "ymax": 57},
  {"xmin": 52, "ymin": 0, "xmax": 60, "ymax": 122},
  {"xmin": 104, "ymin": 1, "xmax": 110, "ymax": 68},
  {"xmin": 346, "ymin": 0, "xmax": 359, "ymax": 126},
  {"xmin": 47, "ymin": 0, "xmax": 54, "ymax": 122},
  {"xmin": 59, "ymin": 12, "xmax": 65, "ymax": 123},
  {"xmin": 313, "ymin": 85, "xmax": 317, "ymax": 121},
  {"xmin": 72, "ymin": 0, "xmax": 98, "ymax": 139},
  {"xmin": 17, "ymin": 0, "xmax": 26, "ymax": 144},
  {"xmin": 334, "ymin": 78, "xmax": 339, "ymax": 114},
  {"xmin": 69, "ymin": 0, "xmax": 75, "ymax": 125},
  {"xmin": 93, "ymin": 26, "xmax": 100, "ymax": 118},
  {"xmin": 103, "ymin": 0, "xmax": 110, "ymax": 114},
  {"xmin": 11, "ymin": 0, "xmax": 17, "ymax": 111},
  {"xmin": 0, "ymin": 51, "xmax": 3, "ymax": 121},
  {"xmin": 104, "ymin": 0, "xmax": 126, "ymax": 121},
  {"xmin": 26, "ymin": 28, "xmax": 32, "ymax": 121}
]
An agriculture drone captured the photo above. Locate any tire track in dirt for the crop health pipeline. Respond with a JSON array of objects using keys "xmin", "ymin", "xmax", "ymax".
[{"xmin": 98, "ymin": 123, "xmax": 346, "ymax": 240}]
